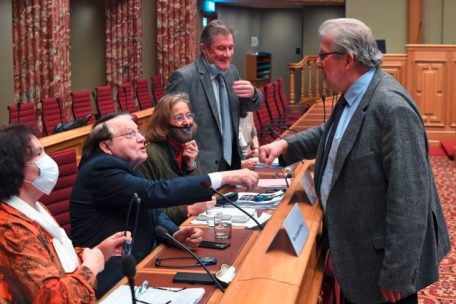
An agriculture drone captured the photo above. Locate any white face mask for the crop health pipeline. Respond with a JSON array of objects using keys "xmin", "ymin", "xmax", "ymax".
[{"xmin": 28, "ymin": 155, "xmax": 59, "ymax": 195}]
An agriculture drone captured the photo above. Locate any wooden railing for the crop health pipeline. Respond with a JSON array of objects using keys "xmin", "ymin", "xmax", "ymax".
[{"xmin": 288, "ymin": 55, "xmax": 331, "ymax": 105}]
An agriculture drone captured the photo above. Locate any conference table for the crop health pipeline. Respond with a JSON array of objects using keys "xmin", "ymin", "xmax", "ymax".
[{"xmin": 101, "ymin": 160, "xmax": 327, "ymax": 304}]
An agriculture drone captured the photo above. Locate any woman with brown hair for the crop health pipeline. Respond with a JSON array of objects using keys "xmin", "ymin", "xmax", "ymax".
[{"xmin": 137, "ymin": 93, "xmax": 215, "ymax": 225}]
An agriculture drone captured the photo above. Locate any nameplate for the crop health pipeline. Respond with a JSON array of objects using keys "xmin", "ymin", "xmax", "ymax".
[
  {"xmin": 283, "ymin": 203, "xmax": 309, "ymax": 256},
  {"xmin": 300, "ymin": 167, "xmax": 316, "ymax": 205}
]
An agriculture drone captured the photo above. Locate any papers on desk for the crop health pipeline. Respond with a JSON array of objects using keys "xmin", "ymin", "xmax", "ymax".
[
  {"xmin": 255, "ymin": 157, "xmax": 280, "ymax": 168},
  {"xmin": 257, "ymin": 178, "xmax": 290, "ymax": 188},
  {"xmin": 235, "ymin": 190, "xmax": 285, "ymax": 209},
  {"xmin": 196, "ymin": 207, "xmax": 256, "ymax": 223},
  {"xmin": 99, "ymin": 285, "xmax": 205, "ymax": 304}
]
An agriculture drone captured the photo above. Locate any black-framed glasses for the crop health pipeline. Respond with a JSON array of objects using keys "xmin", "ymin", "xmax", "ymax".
[
  {"xmin": 172, "ymin": 113, "xmax": 194, "ymax": 124},
  {"xmin": 111, "ymin": 129, "xmax": 144, "ymax": 140},
  {"xmin": 318, "ymin": 51, "xmax": 344, "ymax": 60}
]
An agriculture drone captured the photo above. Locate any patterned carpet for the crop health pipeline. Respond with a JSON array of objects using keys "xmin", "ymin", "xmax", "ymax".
[{"xmin": 419, "ymin": 156, "xmax": 456, "ymax": 304}]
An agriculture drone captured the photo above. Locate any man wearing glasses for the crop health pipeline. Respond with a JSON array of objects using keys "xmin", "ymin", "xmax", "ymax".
[
  {"xmin": 259, "ymin": 18, "xmax": 449, "ymax": 304},
  {"xmin": 70, "ymin": 112, "xmax": 259, "ymax": 298}
]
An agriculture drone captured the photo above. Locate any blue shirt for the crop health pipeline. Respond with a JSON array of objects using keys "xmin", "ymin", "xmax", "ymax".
[{"xmin": 320, "ymin": 68, "xmax": 376, "ymax": 211}]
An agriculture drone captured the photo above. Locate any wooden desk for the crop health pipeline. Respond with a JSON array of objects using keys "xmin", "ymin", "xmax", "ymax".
[
  {"xmin": 40, "ymin": 107, "xmax": 154, "ymax": 162},
  {"xmin": 102, "ymin": 160, "xmax": 326, "ymax": 303}
]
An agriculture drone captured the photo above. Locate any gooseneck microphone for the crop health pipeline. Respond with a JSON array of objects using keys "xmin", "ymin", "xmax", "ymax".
[
  {"xmin": 154, "ymin": 226, "xmax": 225, "ymax": 292},
  {"xmin": 121, "ymin": 254, "xmax": 137, "ymax": 304},
  {"xmin": 123, "ymin": 86, "xmax": 128, "ymax": 111},
  {"xmin": 124, "ymin": 193, "xmax": 141, "ymax": 255},
  {"xmin": 16, "ymin": 101, "xmax": 22, "ymax": 123},
  {"xmin": 211, "ymin": 187, "xmax": 263, "ymax": 231},
  {"xmin": 321, "ymin": 95, "xmax": 326, "ymax": 123}
]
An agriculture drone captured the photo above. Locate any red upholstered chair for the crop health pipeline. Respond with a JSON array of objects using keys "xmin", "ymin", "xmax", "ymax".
[
  {"xmin": 40, "ymin": 148, "xmax": 78, "ymax": 236},
  {"xmin": 93, "ymin": 85, "xmax": 116, "ymax": 119},
  {"xmin": 254, "ymin": 86, "xmax": 276, "ymax": 145},
  {"xmin": 41, "ymin": 97, "xmax": 65, "ymax": 136},
  {"xmin": 135, "ymin": 79, "xmax": 154, "ymax": 109},
  {"xmin": 117, "ymin": 82, "xmax": 138, "ymax": 113},
  {"xmin": 151, "ymin": 75, "xmax": 166, "ymax": 104},
  {"xmin": 71, "ymin": 90, "xmax": 96, "ymax": 124},
  {"xmin": 7, "ymin": 102, "xmax": 42, "ymax": 137}
]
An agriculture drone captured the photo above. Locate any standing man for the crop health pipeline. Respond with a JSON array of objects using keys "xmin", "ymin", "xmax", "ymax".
[
  {"xmin": 166, "ymin": 19, "xmax": 262, "ymax": 174},
  {"xmin": 259, "ymin": 18, "xmax": 450, "ymax": 304}
]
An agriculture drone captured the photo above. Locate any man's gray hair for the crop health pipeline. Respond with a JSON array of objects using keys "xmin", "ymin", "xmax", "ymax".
[
  {"xmin": 200, "ymin": 19, "xmax": 236, "ymax": 47},
  {"xmin": 319, "ymin": 18, "xmax": 383, "ymax": 67}
]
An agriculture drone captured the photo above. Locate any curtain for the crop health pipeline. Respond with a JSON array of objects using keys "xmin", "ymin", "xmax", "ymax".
[
  {"xmin": 12, "ymin": 0, "xmax": 72, "ymax": 121},
  {"xmin": 156, "ymin": 0, "xmax": 197, "ymax": 79},
  {"xmin": 105, "ymin": 0, "xmax": 142, "ymax": 86}
]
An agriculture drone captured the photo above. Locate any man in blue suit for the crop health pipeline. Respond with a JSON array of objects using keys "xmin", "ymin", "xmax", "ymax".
[
  {"xmin": 260, "ymin": 18, "xmax": 450, "ymax": 304},
  {"xmin": 70, "ymin": 112, "xmax": 258, "ymax": 298},
  {"xmin": 166, "ymin": 19, "xmax": 262, "ymax": 174}
]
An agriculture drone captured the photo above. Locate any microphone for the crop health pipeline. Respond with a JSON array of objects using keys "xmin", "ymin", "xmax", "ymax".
[
  {"xmin": 121, "ymin": 255, "xmax": 137, "ymax": 304},
  {"xmin": 268, "ymin": 126, "xmax": 283, "ymax": 140},
  {"xmin": 16, "ymin": 101, "xmax": 22, "ymax": 123},
  {"xmin": 210, "ymin": 187, "xmax": 263, "ymax": 231},
  {"xmin": 124, "ymin": 193, "xmax": 141, "ymax": 255},
  {"xmin": 123, "ymin": 86, "xmax": 128, "ymax": 112},
  {"xmin": 56, "ymin": 97, "xmax": 64, "ymax": 126},
  {"xmin": 154, "ymin": 226, "xmax": 225, "ymax": 292},
  {"xmin": 321, "ymin": 95, "xmax": 326, "ymax": 123}
]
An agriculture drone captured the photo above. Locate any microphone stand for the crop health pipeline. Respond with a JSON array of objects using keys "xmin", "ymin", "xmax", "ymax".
[
  {"xmin": 211, "ymin": 187, "xmax": 263, "ymax": 230},
  {"xmin": 56, "ymin": 97, "xmax": 64, "ymax": 131},
  {"xmin": 124, "ymin": 193, "xmax": 141, "ymax": 255},
  {"xmin": 16, "ymin": 101, "xmax": 22, "ymax": 123},
  {"xmin": 154, "ymin": 226, "xmax": 225, "ymax": 293},
  {"xmin": 123, "ymin": 86, "xmax": 128, "ymax": 112},
  {"xmin": 321, "ymin": 95, "xmax": 326, "ymax": 123}
]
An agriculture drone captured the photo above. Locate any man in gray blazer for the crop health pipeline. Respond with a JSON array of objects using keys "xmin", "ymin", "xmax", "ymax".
[
  {"xmin": 259, "ymin": 18, "xmax": 450, "ymax": 304},
  {"xmin": 166, "ymin": 20, "xmax": 262, "ymax": 174}
]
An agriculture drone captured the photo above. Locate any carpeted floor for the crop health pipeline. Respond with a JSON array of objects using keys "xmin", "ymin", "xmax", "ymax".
[{"xmin": 419, "ymin": 156, "xmax": 456, "ymax": 304}]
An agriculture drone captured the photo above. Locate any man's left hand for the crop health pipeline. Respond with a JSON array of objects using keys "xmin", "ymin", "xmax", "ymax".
[
  {"xmin": 380, "ymin": 287, "xmax": 402, "ymax": 303},
  {"xmin": 233, "ymin": 80, "xmax": 255, "ymax": 99}
]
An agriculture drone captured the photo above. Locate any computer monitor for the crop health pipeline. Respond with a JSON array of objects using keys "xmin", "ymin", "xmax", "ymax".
[{"xmin": 376, "ymin": 39, "xmax": 386, "ymax": 53}]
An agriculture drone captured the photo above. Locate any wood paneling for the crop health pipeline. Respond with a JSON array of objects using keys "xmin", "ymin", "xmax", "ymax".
[
  {"xmin": 380, "ymin": 54, "xmax": 408, "ymax": 86},
  {"xmin": 407, "ymin": 44, "xmax": 456, "ymax": 144}
]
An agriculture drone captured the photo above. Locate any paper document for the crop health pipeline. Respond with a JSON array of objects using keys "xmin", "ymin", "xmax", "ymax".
[
  {"xmin": 196, "ymin": 207, "xmax": 256, "ymax": 223},
  {"xmin": 257, "ymin": 178, "xmax": 290, "ymax": 188},
  {"xmin": 99, "ymin": 285, "xmax": 205, "ymax": 304}
]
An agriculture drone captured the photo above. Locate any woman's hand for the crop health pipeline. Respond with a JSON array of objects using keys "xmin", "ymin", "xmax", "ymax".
[
  {"xmin": 173, "ymin": 227, "xmax": 203, "ymax": 250},
  {"xmin": 81, "ymin": 247, "xmax": 105, "ymax": 275},
  {"xmin": 96, "ymin": 231, "xmax": 131, "ymax": 262},
  {"xmin": 183, "ymin": 140, "xmax": 198, "ymax": 169},
  {"xmin": 187, "ymin": 197, "xmax": 217, "ymax": 216}
]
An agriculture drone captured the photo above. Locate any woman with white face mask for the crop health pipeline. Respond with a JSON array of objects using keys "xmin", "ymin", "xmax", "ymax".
[
  {"xmin": 137, "ymin": 93, "xmax": 216, "ymax": 225},
  {"xmin": 0, "ymin": 125, "xmax": 131, "ymax": 303}
]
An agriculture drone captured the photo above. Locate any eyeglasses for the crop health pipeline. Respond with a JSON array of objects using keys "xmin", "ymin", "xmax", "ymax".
[
  {"xmin": 318, "ymin": 51, "xmax": 344, "ymax": 60},
  {"xmin": 172, "ymin": 112, "xmax": 194, "ymax": 124},
  {"xmin": 111, "ymin": 129, "xmax": 144, "ymax": 140}
]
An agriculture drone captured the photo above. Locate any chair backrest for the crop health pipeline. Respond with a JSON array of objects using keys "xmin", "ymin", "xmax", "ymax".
[
  {"xmin": 41, "ymin": 97, "xmax": 64, "ymax": 136},
  {"xmin": 276, "ymin": 77, "xmax": 288, "ymax": 110},
  {"xmin": 151, "ymin": 76, "xmax": 165, "ymax": 104},
  {"xmin": 40, "ymin": 148, "xmax": 78, "ymax": 236},
  {"xmin": 272, "ymin": 80, "xmax": 285, "ymax": 115},
  {"xmin": 265, "ymin": 82, "xmax": 280, "ymax": 121},
  {"xmin": 71, "ymin": 90, "xmax": 95, "ymax": 124},
  {"xmin": 94, "ymin": 85, "xmax": 116, "ymax": 119},
  {"xmin": 7, "ymin": 102, "xmax": 42, "ymax": 137},
  {"xmin": 135, "ymin": 79, "xmax": 154, "ymax": 109},
  {"xmin": 117, "ymin": 82, "xmax": 138, "ymax": 113}
]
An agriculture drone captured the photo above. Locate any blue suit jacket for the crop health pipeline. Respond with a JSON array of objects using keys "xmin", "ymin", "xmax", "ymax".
[{"xmin": 70, "ymin": 153, "xmax": 212, "ymax": 297}]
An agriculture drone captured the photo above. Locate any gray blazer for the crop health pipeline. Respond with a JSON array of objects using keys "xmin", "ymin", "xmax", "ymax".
[
  {"xmin": 166, "ymin": 56, "xmax": 262, "ymax": 174},
  {"xmin": 284, "ymin": 69, "xmax": 450, "ymax": 303}
]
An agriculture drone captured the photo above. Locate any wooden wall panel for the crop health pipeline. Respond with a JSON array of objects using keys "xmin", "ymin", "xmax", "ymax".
[
  {"xmin": 380, "ymin": 54, "xmax": 407, "ymax": 87},
  {"xmin": 407, "ymin": 45, "xmax": 456, "ymax": 144}
]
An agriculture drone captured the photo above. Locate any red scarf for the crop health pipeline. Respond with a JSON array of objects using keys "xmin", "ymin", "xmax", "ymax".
[{"xmin": 168, "ymin": 138, "xmax": 186, "ymax": 169}]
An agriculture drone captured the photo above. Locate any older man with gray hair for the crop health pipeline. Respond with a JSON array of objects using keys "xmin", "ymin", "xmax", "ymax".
[{"xmin": 260, "ymin": 18, "xmax": 450, "ymax": 304}]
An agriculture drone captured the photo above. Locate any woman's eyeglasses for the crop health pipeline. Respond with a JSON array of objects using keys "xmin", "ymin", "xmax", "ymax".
[{"xmin": 172, "ymin": 113, "xmax": 194, "ymax": 123}]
